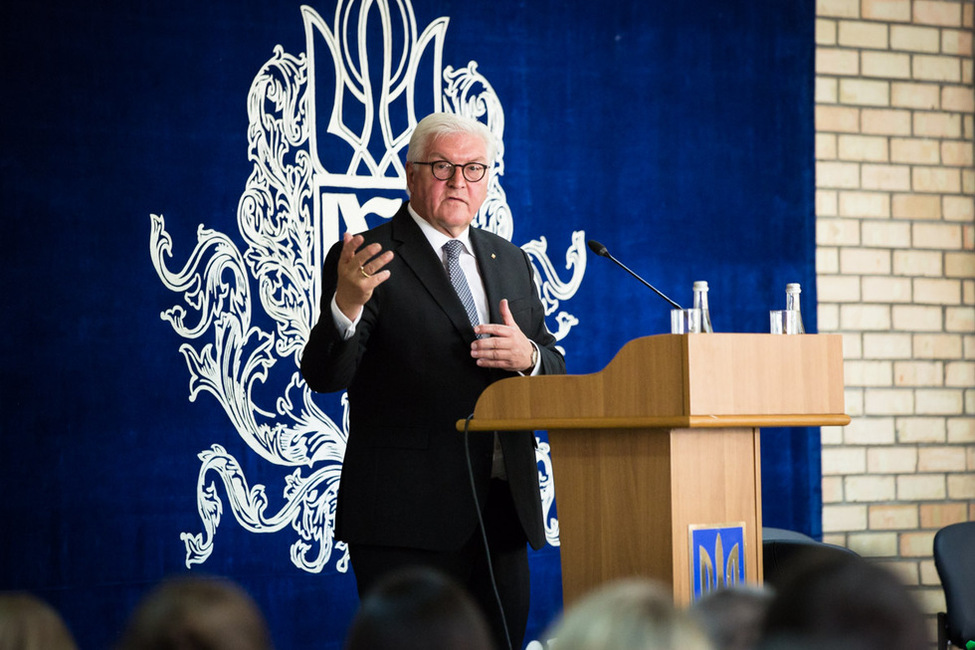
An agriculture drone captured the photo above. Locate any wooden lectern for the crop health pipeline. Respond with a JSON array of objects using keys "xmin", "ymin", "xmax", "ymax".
[{"xmin": 459, "ymin": 333, "xmax": 849, "ymax": 606}]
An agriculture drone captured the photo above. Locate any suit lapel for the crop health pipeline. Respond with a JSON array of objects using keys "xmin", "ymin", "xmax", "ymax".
[
  {"xmin": 470, "ymin": 228, "xmax": 505, "ymax": 324},
  {"xmin": 390, "ymin": 206, "xmax": 478, "ymax": 338}
]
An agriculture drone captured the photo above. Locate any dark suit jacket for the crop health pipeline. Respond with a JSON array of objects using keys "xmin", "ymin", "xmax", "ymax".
[{"xmin": 301, "ymin": 202, "xmax": 565, "ymax": 552}]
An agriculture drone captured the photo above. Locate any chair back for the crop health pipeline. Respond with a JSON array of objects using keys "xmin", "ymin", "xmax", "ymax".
[{"xmin": 934, "ymin": 521, "xmax": 975, "ymax": 647}]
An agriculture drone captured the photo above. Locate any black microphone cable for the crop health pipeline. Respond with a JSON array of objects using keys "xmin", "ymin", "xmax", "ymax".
[{"xmin": 463, "ymin": 414, "xmax": 514, "ymax": 650}]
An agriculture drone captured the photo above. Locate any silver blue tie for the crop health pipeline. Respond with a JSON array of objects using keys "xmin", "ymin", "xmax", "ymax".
[{"xmin": 443, "ymin": 240, "xmax": 481, "ymax": 332}]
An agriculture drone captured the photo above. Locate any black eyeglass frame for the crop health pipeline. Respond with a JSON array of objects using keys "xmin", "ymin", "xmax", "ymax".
[{"xmin": 411, "ymin": 160, "xmax": 489, "ymax": 182}]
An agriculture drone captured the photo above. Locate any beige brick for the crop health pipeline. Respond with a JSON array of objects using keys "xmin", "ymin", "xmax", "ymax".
[
  {"xmin": 942, "ymin": 28, "xmax": 974, "ymax": 56},
  {"xmin": 891, "ymin": 81, "xmax": 940, "ymax": 109},
  {"xmin": 818, "ymin": 248, "xmax": 841, "ymax": 275},
  {"xmin": 821, "ymin": 533, "xmax": 849, "ymax": 546},
  {"xmin": 822, "ymin": 475, "xmax": 845, "ymax": 502},
  {"xmin": 915, "ymin": 223, "xmax": 965, "ymax": 250},
  {"xmin": 892, "ymin": 193, "xmax": 943, "ymax": 219},
  {"xmin": 818, "ymin": 218, "xmax": 861, "ymax": 245},
  {"xmin": 847, "ymin": 531, "xmax": 899, "ymax": 556},
  {"xmin": 945, "ymin": 306, "xmax": 975, "ymax": 333},
  {"xmin": 900, "ymin": 530, "xmax": 938, "ymax": 557},
  {"xmin": 913, "ymin": 54, "xmax": 963, "ymax": 82},
  {"xmin": 840, "ymin": 247, "xmax": 892, "ymax": 274},
  {"xmin": 845, "ymin": 359, "xmax": 894, "ymax": 386},
  {"xmin": 965, "ymin": 2, "xmax": 974, "ymax": 29},
  {"xmin": 964, "ymin": 280, "xmax": 975, "ymax": 305},
  {"xmin": 948, "ymin": 473, "xmax": 975, "ymax": 498},
  {"xmin": 846, "ymin": 474, "xmax": 897, "ymax": 501},
  {"xmin": 867, "ymin": 447, "xmax": 919, "ymax": 473},
  {"xmin": 914, "ymin": 587, "xmax": 947, "ymax": 617},
  {"xmin": 818, "ymin": 48, "xmax": 860, "ymax": 76},
  {"xmin": 913, "ymin": 166, "xmax": 963, "ymax": 193},
  {"xmin": 819, "ymin": 275, "xmax": 862, "ymax": 302},
  {"xmin": 964, "ymin": 169, "xmax": 975, "ymax": 194},
  {"xmin": 869, "ymin": 504, "xmax": 919, "ymax": 529},
  {"xmin": 897, "ymin": 416, "xmax": 947, "ymax": 443},
  {"xmin": 863, "ymin": 220, "xmax": 912, "ymax": 247},
  {"xmin": 918, "ymin": 446, "xmax": 968, "ymax": 472},
  {"xmin": 866, "ymin": 388, "xmax": 917, "ymax": 414},
  {"xmin": 839, "ymin": 191, "xmax": 890, "ymax": 217},
  {"xmin": 894, "ymin": 306, "xmax": 946, "ymax": 335},
  {"xmin": 893, "ymin": 249, "xmax": 942, "ymax": 276},
  {"xmin": 817, "ymin": 161, "xmax": 861, "ymax": 188},
  {"xmin": 843, "ymin": 334, "xmax": 865, "ymax": 360},
  {"xmin": 890, "ymin": 138, "xmax": 941, "ymax": 164},
  {"xmin": 822, "ymin": 446, "xmax": 868, "ymax": 474},
  {"xmin": 816, "ymin": 76, "xmax": 839, "ymax": 104},
  {"xmin": 817, "ymin": 132, "xmax": 838, "ymax": 159},
  {"xmin": 842, "ymin": 304, "xmax": 893, "ymax": 330},
  {"xmin": 943, "ymin": 195, "xmax": 975, "ymax": 222},
  {"xmin": 920, "ymin": 502, "xmax": 969, "ymax": 528},
  {"xmin": 916, "ymin": 388, "xmax": 966, "ymax": 414},
  {"xmin": 881, "ymin": 559, "xmax": 922, "ymax": 585},
  {"xmin": 862, "ymin": 275, "xmax": 914, "ymax": 301},
  {"xmin": 914, "ymin": 111, "xmax": 963, "ymax": 138},
  {"xmin": 942, "ymin": 84, "xmax": 975, "ymax": 111},
  {"xmin": 846, "ymin": 416, "xmax": 897, "ymax": 444},
  {"xmin": 846, "ymin": 388, "xmax": 865, "ymax": 416},
  {"xmin": 941, "ymin": 141, "xmax": 974, "ymax": 167},
  {"xmin": 914, "ymin": 333, "xmax": 965, "ymax": 357},
  {"xmin": 822, "ymin": 425, "xmax": 846, "ymax": 446},
  {"xmin": 823, "ymin": 503, "xmax": 869, "ymax": 532},
  {"xmin": 818, "ymin": 0, "xmax": 860, "ymax": 19},
  {"xmin": 838, "ymin": 20, "xmax": 889, "ymax": 48},
  {"xmin": 964, "ymin": 58, "xmax": 974, "ymax": 84},
  {"xmin": 862, "ymin": 51, "xmax": 912, "ymax": 79},
  {"xmin": 840, "ymin": 78, "xmax": 890, "ymax": 106},
  {"xmin": 890, "ymin": 25, "xmax": 941, "ymax": 53},
  {"xmin": 894, "ymin": 359, "xmax": 944, "ymax": 384},
  {"xmin": 816, "ymin": 104, "xmax": 861, "ymax": 132},
  {"xmin": 862, "ymin": 108, "xmax": 913, "ymax": 135},
  {"xmin": 945, "ymin": 360, "xmax": 975, "ymax": 387},
  {"xmin": 862, "ymin": 0, "xmax": 912, "ymax": 22},
  {"xmin": 919, "ymin": 559, "xmax": 940, "ymax": 586},
  {"xmin": 897, "ymin": 474, "xmax": 947, "ymax": 500},
  {"xmin": 864, "ymin": 333, "xmax": 914, "ymax": 358},
  {"xmin": 817, "ymin": 18, "xmax": 838, "ymax": 45},
  {"xmin": 817, "ymin": 189, "xmax": 840, "ymax": 216},
  {"xmin": 838, "ymin": 134, "xmax": 889, "ymax": 161},
  {"xmin": 914, "ymin": 0, "xmax": 964, "ymax": 27},
  {"xmin": 945, "ymin": 251, "xmax": 975, "ymax": 277},
  {"xmin": 947, "ymin": 418, "xmax": 975, "ymax": 443},
  {"xmin": 863, "ymin": 163, "xmax": 912, "ymax": 190}
]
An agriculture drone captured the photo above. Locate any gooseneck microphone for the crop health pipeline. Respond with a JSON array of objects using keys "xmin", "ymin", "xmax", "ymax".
[{"xmin": 587, "ymin": 239, "xmax": 683, "ymax": 310}]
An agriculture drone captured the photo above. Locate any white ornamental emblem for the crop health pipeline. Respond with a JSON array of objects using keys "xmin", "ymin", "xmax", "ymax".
[{"xmin": 149, "ymin": 0, "xmax": 587, "ymax": 573}]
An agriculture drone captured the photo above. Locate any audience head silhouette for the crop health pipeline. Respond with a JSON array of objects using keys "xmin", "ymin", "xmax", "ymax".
[
  {"xmin": 545, "ymin": 578, "xmax": 713, "ymax": 650},
  {"xmin": 344, "ymin": 566, "xmax": 493, "ymax": 650},
  {"xmin": 116, "ymin": 576, "xmax": 273, "ymax": 650},
  {"xmin": 690, "ymin": 585, "xmax": 772, "ymax": 650},
  {"xmin": 758, "ymin": 548, "xmax": 928, "ymax": 650},
  {"xmin": 0, "ymin": 592, "xmax": 78, "ymax": 650}
]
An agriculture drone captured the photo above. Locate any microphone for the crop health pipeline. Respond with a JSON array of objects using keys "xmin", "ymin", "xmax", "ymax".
[{"xmin": 587, "ymin": 239, "xmax": 683, "ymax": 310}]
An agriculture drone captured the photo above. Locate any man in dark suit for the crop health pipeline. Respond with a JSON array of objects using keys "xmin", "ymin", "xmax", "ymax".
[{"xmin": 301, "ymin": 112, "xmax": 565, "ymax": 649}]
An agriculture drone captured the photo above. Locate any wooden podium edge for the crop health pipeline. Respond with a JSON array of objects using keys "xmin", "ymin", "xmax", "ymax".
[{"xmin": 457, "ymin": 413, "xmax": 851, "ymax": 432}]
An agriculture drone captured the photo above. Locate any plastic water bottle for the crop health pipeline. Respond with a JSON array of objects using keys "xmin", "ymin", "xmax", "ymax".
[{"xmin": 692, "ymin": 281, "xmax": 714, "ymax": 333}]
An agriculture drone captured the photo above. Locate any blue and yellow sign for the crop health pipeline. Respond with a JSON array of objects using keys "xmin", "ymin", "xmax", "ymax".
[{"xmin": 690, "ymin": 522, "xmax": 747, "ymax": 601}]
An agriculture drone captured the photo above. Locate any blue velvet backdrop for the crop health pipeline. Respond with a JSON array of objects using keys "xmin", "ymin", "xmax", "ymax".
[{"xmin": 1, "ymin": 1, "xmax": 815, "ymax": 648}]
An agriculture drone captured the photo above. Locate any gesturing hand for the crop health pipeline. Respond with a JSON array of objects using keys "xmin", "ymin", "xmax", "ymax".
[
  {"xmin": 335, "ymin": 232, "xmax": 394, "ymax": 321},
  {"xmin": 471, "ymin": 298, "xmax": 536, "ymax": 372}
]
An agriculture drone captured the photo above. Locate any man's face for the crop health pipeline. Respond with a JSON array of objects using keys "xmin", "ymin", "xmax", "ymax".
[{"xmin": 406, "ymin": 132, "xmax": 489, "ymax": 238}]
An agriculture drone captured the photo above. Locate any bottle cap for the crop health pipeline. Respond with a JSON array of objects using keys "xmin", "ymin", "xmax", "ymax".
[
  {"xmin": 786, "ymin": 283, "xmax": 801, "ymax": 293},
  {"xmin": 693, "ymin": 281, "xmax": 709, "ymax": 290}
]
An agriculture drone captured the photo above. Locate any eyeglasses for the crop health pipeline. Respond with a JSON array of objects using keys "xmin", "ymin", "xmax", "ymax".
[{"xmin": 412, "ymin": 160, "xmax": 488, "ymax": 182}]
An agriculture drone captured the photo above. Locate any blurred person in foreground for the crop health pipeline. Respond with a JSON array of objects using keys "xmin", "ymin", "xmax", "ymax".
[
  {"xmin": 544, "ymin": 578, "xmax": 713, "ymax": 650},
  {"xmin": 0, "ymin": 592, "xmax": 78, "ymax": 650},
  {"xmin": 344, "ymin": 566, "xmax": 493, "ymax": 650},
  {"xmin": 757, "ymin": 547, "xmax": 928, "ymax": 650},
  {"xmin": 116, "ymin": 576, "xmax": 272, "ymax": 650},
  {"xmin": 689, "ymin": 584, "xmax": 773, "ymax": 650}
]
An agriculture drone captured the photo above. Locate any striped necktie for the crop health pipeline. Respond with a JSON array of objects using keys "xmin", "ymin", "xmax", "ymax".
[{"xmin": 443, "ymin": 240, "xmax": 481, "ymax": 332}]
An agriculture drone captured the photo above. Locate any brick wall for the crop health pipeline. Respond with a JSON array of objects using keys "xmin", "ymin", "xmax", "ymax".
[{"xmin": 815, "ymin": 0, "xmax": 975, "ymax": 635}]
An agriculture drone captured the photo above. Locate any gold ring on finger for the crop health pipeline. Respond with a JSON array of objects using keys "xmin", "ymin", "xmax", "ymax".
[{"xmin": 359, "ymin": 265, "xmax": 371, "ymax": 278}]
